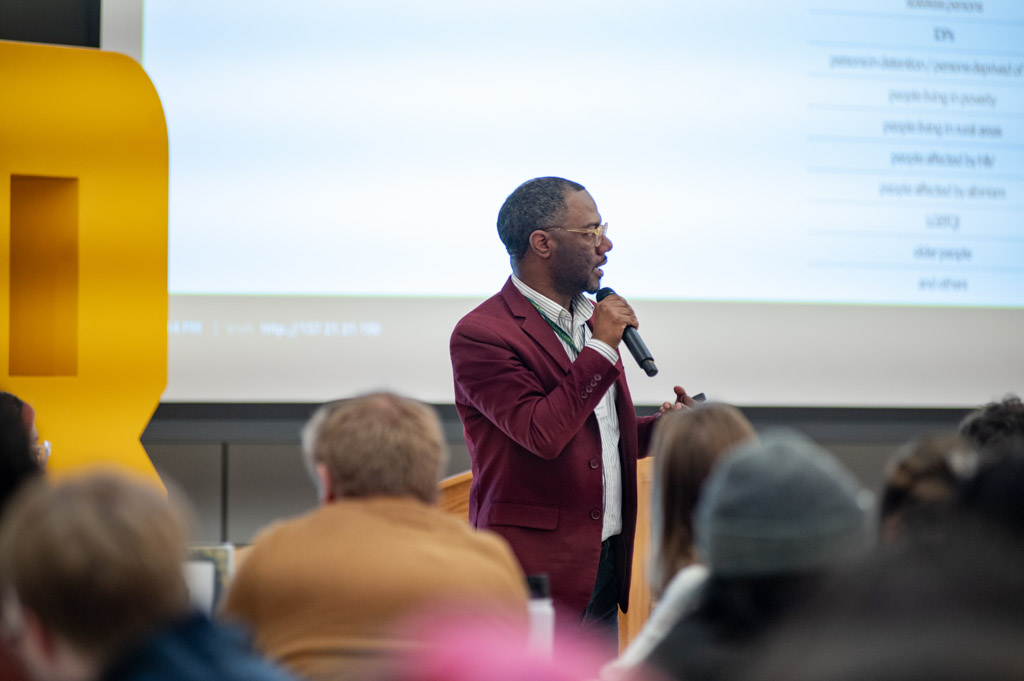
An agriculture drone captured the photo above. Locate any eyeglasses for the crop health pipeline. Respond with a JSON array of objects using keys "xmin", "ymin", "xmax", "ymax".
[
  {"xmin": 544, "ymin": 223, "xmax": 608, "ymax": 246},
  {"xmin": 34, "ymin": 440, "xmax": 51, "ymax": 466}
]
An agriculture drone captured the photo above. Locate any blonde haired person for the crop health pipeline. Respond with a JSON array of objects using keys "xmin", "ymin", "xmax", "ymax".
[
  {"xmin": 603, "ymin": 403, "xmax": 756, "ymax": 679},
  {"xmin": 221, "ymin": 392, "xmax": 528, "ymax": 681}
]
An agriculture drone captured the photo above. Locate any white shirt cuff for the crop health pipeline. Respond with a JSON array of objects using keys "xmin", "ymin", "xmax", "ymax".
[{"xmin": 586, "ymin": 339, "xmax": 619, "ymax": 365}]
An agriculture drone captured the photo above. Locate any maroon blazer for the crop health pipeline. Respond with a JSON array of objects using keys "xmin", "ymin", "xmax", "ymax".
[{"xmin": 450, "ymin": 277, "xmax": 657, "ymax": 623}]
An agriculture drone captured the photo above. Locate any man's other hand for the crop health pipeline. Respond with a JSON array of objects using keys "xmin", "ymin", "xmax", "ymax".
[{"xmin": 659, "ymin": 386, "xmax": 698, "ymax": 415}]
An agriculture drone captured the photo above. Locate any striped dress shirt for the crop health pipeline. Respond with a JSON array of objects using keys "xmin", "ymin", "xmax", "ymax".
[{"xmin": 511, "ymin": 275, "xmax": 623, "ymax": 541}]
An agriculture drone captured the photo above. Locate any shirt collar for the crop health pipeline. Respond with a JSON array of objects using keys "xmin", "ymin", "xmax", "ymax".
[{"xmin": 511, "ymin": 275, "xmax": 594, "ymax": 327}]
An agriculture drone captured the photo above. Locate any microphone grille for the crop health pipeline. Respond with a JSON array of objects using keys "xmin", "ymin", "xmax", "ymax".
[{"xmin": 596, "ymin": 287, "xmax": 616, "ymax": 301}]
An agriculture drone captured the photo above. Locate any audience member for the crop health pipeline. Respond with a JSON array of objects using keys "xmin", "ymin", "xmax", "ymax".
[
  {"xmin": 220, "ymin": 392, "xmax": 529, "ymax": 681},
  {"xmin": 0, "ymin": 391, "xmax": 46, "ymax": 681},
  {"xmin": 603, "ymin": 403, "xmax": 756, "ymax": 679},
  {"xmin": 959, "ymin": 394, "xmax": 1024, "ymax": 453},
  {"xmin": 641, "ymin": 430, "xmax": 874, "ymax": 681},
  {"xmin": 954, "ymin": 395, "xmax": 1024, "ymax": 541},
  {"xmin": 0, "ymin": 472, "xmax": 300, "ymax": 681},
  {"xmin": 0, "ymin": 391, "xmax": 44, "ymax": 514},
  {"xmin": 878, "ymin": 433, "xmax": 977, "ymax": 546},
  {"xmin": 746, "ymin": 521, "xmax": 1024, "ymax": 681},
  {"xmin": 958, "ymin": 441, "xmax": 1024, "ymax": 541}
]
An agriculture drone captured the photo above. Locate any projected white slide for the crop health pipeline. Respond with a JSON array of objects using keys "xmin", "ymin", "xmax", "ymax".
[{"xmin": 141, "ymin": 0, "xmax": 1024, "ymax": 406}]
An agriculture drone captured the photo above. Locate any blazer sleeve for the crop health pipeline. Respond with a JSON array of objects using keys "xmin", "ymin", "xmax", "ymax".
[
  {"xmin": 637, "ymin": 413, "xmax": 659, "ymax": 459},
  {"xmin": 451, "ymin": 316, "xmax": 622, "ymax": 461}
]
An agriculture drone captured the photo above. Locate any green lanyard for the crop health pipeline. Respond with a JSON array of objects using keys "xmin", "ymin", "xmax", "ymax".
[{"xmin": 527, "ymin": 299, "xmax": 581, "ymax": 354}]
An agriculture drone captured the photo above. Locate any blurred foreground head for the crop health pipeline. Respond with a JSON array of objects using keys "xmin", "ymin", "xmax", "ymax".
[
  {"xmin": 0, "ymin": 473, "xmax": 190, "ymax": 678},
  {"xmin": 879, "ymin": 433, "xmax": 977, "ymax": 546},
  {"xmin": 958, "ymin": 444, "xmax": 1024, "ymax": 541},
  {"xmin": 746, "ymin": 523, "xmax": 1024, "ymax": 681},
  {"xmin": 394, "ymin": 613, "xmax": 613, "ymax": 681},
  {"xmin": 642, "ymin": 431, "xmax": 876, "ymax": 681},
  {"xmin": 649, "ymin": 403, "xmax": 756, "ymax": 593},
  {"xmin": 741, "ymin": 424, "xmax": 1024, "ymax": 681},
  {"xmin": 696, "ymin": 429, "xmax": 875, "ymax": 577},
  {"xmin": 302, "ymin": 392, "xmax": 448, "ymax": 504}
]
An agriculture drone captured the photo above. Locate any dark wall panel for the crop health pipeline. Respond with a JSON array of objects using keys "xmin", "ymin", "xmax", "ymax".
[
  {"xmin": 226, "ymin": 443, "xmax": 317, "ymax": 544},
  {"xmin": 0, "ymin": 0, "xmax": 100, "ymax": 47},
  {"xmin": 148, "ymin": 443, "xmax": 225, "ymax": 544}
]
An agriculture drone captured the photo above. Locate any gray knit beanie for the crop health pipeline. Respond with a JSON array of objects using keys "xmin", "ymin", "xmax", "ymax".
[{"xmin": 695, "ymin": 429, "xmax": 875, "ymax": 577}]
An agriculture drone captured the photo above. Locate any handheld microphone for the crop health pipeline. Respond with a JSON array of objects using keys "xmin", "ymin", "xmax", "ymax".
[{"xmin": 596, "ymin": 287, "xmax": 658, "ymax": 377}]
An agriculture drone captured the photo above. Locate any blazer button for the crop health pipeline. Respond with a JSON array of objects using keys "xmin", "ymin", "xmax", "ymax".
[
  {"xmin": 594, "ymin": 374, "xmax": 602, "ymax": 381},
  {"xmin": 580, "ymin": 391, "xmax": 588, "ymax": 399},
  {"xmin": 589, "ymin": 458, "xmax": 600, "ymax": 469},
  {"xmin": 590, "ymin": 509, "xmax": 601, "ymax": 521},
  {"xmin": 585, "ymin": 385, "xmax": 593, "ymax": 393}
]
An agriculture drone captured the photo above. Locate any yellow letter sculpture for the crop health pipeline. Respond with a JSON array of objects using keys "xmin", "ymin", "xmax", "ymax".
[{"xmin": 1, "ymin": 40, "xmax": 168, "ymax": 481}]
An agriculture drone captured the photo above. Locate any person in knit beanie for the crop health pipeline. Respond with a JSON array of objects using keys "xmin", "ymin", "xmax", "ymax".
[{"xmin": 641, "ymin": 429, "xmax": 874, "ymax": 681}]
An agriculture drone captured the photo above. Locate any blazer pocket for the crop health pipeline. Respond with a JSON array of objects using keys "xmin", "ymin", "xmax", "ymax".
[{"xmin": 488, "ymin": 502, "xmax": 559, "ymax": 531}]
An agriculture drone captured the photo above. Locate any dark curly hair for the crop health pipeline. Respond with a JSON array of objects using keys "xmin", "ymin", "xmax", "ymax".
[{"xmin": 959, "ymin": 395, "xmax": 1024, "ymax": 452}]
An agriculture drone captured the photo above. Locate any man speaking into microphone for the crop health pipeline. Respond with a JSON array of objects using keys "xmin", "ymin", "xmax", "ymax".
[{"xmin": 449, "ymin": 177, "xmax": 697, "ymax": 643}]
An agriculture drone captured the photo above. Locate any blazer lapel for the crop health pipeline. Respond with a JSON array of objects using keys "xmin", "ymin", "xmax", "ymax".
[{"xmin": 501, "ymin": 278, "xmax": 573, "ymax": 373}]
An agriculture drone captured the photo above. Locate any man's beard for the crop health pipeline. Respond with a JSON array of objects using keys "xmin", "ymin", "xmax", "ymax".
[{"xmin": 552, "ymin": 250, "xmax": 600, "ymax": 300}]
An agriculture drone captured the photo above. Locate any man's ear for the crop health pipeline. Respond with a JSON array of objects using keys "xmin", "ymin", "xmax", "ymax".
[
  {"xmin": 316, "ymin": 462, "xmax": 336, "ymax": 503},
  {"xmin": 527, "ymin": 229, "xmax": 555, "ymax": 259}
]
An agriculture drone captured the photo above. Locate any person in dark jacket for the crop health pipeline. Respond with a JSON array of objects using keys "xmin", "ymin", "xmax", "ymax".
[{"xmin": 0, "ymin": 472, "xmax": 300, "ymax": 681}]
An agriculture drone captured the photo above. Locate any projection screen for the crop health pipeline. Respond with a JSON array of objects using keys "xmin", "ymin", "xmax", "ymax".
[{"xmin": 131, "ymin": 0, "xmax": 1022, "ymax": 406}]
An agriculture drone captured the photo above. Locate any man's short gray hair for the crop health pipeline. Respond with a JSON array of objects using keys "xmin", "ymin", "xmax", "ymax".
[{"xmin": 497, "ymin": 176, "xmax": 586, "ymax": 261}]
